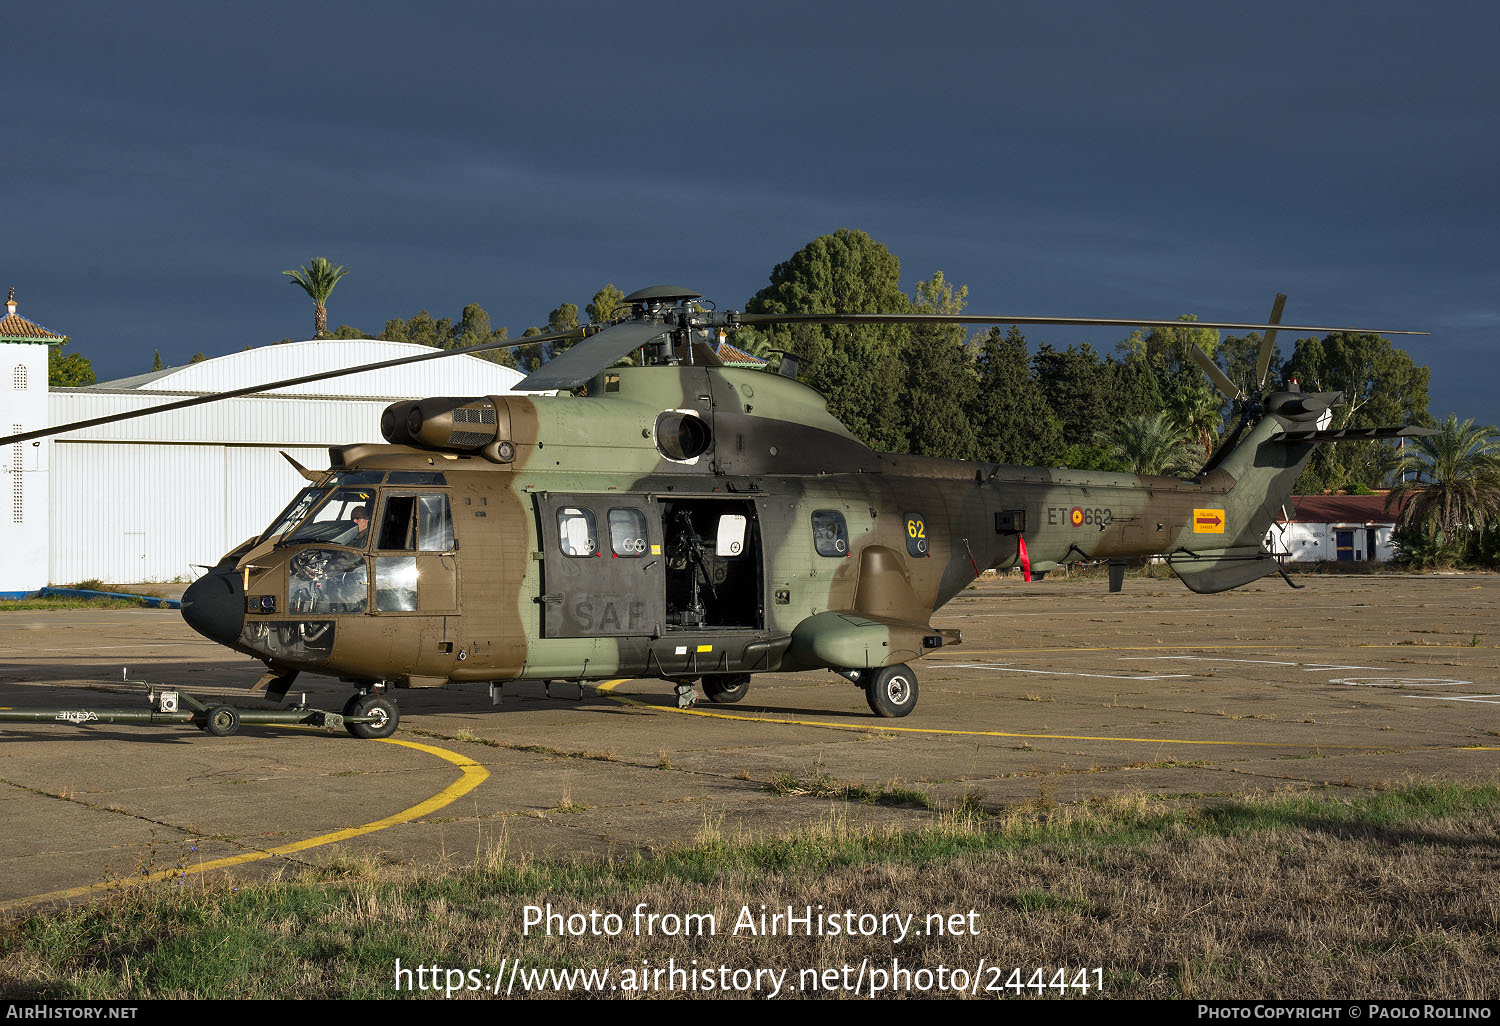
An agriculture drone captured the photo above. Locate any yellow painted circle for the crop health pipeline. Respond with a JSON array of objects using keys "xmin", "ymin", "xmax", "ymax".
[{"xmin": 1070, "ymin": 506, "xmax": 1084, "ymax": 527}]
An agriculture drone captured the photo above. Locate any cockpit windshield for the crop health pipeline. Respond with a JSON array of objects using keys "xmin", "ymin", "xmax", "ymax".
[{"xmin": 258, "ymin": 486, "xmax": 325, "ymax": 545}]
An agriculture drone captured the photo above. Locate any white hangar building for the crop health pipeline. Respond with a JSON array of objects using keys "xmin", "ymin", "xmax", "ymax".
[{"xmin": 5, "ymin": 332, "xmax": 527, "ymax": 593}]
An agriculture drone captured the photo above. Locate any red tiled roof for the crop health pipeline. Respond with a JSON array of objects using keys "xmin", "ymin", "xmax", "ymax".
[
  {"xmin": 1284, "ymin": 492, "xmax": 1412, "ymax": 524},
  {"xmin": 0, "ymin": 312, "xmax": 66, "ymax": 343},
  {"xmin": 715, "ymin": 340, "xmax": 767, "ymax": 366}
]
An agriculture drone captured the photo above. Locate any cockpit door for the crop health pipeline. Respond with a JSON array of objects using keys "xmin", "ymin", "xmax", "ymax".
[{"xmin": 369, "ymin": 491, "xmax": 459, "ymax": 614}]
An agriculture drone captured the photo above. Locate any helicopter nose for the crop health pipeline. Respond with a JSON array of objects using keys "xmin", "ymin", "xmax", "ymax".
[{"xmin": 181, "ymin": 568, "xmax": 246, "ymax": 646}]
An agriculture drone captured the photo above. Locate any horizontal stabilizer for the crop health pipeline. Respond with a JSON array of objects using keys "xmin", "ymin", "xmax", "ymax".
[
  {"xmin": 1275, "ymin": 425, "xmax": 1438, "ymax": 444},
  {"xmin": 1166, "ymin": 548, "xmax": 1278, "ymax": 594}
]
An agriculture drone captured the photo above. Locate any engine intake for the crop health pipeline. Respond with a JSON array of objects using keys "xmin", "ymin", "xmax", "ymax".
[{"xmin": 380, "ymin": 396, "xmax": 520, "ymax": 462}]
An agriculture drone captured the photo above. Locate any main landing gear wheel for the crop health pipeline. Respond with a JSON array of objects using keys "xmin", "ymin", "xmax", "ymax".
[
  {"xmin": 201, "ymin": 705, "xmax": 241, "ymax": 737},
  {"xmin": 702, "ymin": 674, "xmax": 751, "ymax": 704},
  {"xmin": 344, "ymin": 693, "xmax": 399, "ymax": 739},
  {"xmin": 864, "ymin": 663, "xmax": 918, "ymax": 718}
]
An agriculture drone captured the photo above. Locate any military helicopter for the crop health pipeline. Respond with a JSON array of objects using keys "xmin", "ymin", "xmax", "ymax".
[{"xmin": 5, "ymin": 286, "xmax": 1430, "ymax": 738}]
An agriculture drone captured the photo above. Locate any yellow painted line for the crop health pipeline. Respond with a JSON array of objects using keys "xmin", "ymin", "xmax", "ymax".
[
  {"xmin": 2, "ymin": 737, "xmax": 488, "ymax": 912},
  {"xmin": 592, "ymin": 680, "xmax": 1402, "ymax": 751}
]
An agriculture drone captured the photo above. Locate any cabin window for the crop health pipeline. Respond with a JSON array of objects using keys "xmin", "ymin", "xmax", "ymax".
[
  {"xmin": 904, "ymin": 512, "xmax": 928, "ymax": 557},
  {"xmin": 556, "ymin": 506, "xmax": 598, "ymax": 557},
  {"xmin": 811, "ymin": 510, "xmax": 849, "ymax": 557},
  {"xmin": 608, "ymin": 508, "xmax": 648, "ymax": 557}
]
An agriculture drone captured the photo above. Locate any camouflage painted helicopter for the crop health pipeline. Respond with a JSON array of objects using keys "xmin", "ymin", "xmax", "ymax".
[{"xmin": 7, "ymin": 287, "xmax": 1430, "ymax": 737}]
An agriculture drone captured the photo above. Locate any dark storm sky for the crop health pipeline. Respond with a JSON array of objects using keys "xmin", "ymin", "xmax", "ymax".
[{"xmin": 5, "ymin": 1, "xmax": 1496, "ymax": 425}]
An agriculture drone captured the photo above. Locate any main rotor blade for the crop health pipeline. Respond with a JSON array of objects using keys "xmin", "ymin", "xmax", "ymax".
[
  {"xmin": 1255, "ymin": 293, "xmax": 1286, "ymax": 389},
  {"xmin": 732, "ymin": 311, "xmax": 1426, "ymax": 335},
  {"xmin": 1190, "ymin": 345, "xmax": 1241, "ymax": 401},
  {"xmin": 514, "ymin": 320, "xmax": 673, "ymax": 391},
  {"xmin": 0, "ymin": 329, "xmax": 582, "ymax": 447}
]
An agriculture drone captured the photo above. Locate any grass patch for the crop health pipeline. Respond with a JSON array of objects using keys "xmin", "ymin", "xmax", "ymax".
[
  {"xmin": 767, "ymin": 760, "xmax": 935, "ymax": 809},
  {"xmin": 0, "ymin": 597, "xmax": 150, "ymax": 611},
  {"xmin": 4, "ymin": 781, "xmax": 1500, "ymax": 999}
]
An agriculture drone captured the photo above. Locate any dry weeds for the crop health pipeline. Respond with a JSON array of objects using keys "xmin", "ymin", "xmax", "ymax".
[{"xmin": 3, "ymin": 783, "xmax": 1498, "ymax": 999}]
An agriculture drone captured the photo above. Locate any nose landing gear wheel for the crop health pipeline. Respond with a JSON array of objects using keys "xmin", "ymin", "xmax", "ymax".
[
  {"xmin": 702, "ymin": 674, "xmax": 751, "ymax": 704},
  {"xmin": 344, "ymin": 693, "xmax": 399, "ymax": 739},
  {"xmin": 865, "ymin": 664, "xmax": 918, "ymax": 718}
]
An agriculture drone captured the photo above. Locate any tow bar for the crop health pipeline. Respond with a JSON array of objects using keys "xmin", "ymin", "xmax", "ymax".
[{"xmin": 0, "ymin": 671, "xmax": 398, "ymax": 739}]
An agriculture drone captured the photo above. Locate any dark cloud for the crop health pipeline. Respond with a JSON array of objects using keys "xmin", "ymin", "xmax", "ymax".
[{"xmin": 3, "ymin": 1, "xmax": 1494, "ymax": 424}]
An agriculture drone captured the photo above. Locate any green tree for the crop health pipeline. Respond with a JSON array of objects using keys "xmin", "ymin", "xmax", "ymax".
[
  {"xmin": 1284, "ymin": 332, "xmax": 1432, "ymax": 493},
  {"xmin": 1386, "ymin": 416, "xmax": 1500, "ymax": 565},
  {"xmin": 48, "ymin": 341, "xmax": 94, "ymax": 387},
  {"xmin": 382, "ymin": 310, "xmax": 453, "ymax": 349},
  {"xmin": 1033, "ymin": 342, "xmax": 1111, "ymax": 446},
  {"xmin": 969, "ymin": 326, "xmax": 1064, "ymax": 466},
  {"xmin": 586, "ymin": 284, "xmax": 626, "ymax": 325},
  {"xmin": 152, "ymin": 350, "xmax": 162, "ymax": 371},
  {"xmin": 329, "ymin": 324, "xmax": 367, "ymax": 339},
  {"xmin": 517, "ymin": 325, "xmax": 547, "ymax": 372},
  {"xmin": 1217, "ymin": 331, "xmax": 1283, "ymax": 395},
  {"xmin": 452, "ymin": 303, "xmax": 516, "ymax": 368},
  {"xmin": 1106, "ymin": 352, "xmax": 1166, "ymax": 425},
  {"xmin": 746, "ymin": 229, "xmax": 911, "ymax": 451},
  {"xmin": 1118, "ymin": 315, "xmax": 1220, "ymax": 377},
  {"xmin": 898, "ymin": 272, "xmax": 975, "ymax": 458},
  {"xmin": 282, "ymin": 257, "xmax": 350, "ymax": 339},
  {"xmin": 1102, "ymin": 412, "xmax": 1204, "ymax": 477},
  {"xmin": 544, "ymin": 302, "xmax": 582, "ymax": 362},
  {"xmin": 1165, "ymin": 374, "xmax": 1224, "ymax": 453},
  {"xmin": 1059, "ymin": 440, "xmax": 1132, "ymax": 473}
]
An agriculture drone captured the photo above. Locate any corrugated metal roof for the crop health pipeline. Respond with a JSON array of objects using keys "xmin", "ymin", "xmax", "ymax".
[
  {"xmin": 92, "ymin": 339, "xmax": 526, "ymax": 398},
  {"xmin": 49, "ymin": 390, "xmax": 396, "ymax": 445}
]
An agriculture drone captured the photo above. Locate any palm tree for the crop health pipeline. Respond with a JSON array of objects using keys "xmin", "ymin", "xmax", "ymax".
[
  {"xmin": 1102, "ymin": 412, "xmax": 1205, "ymax": 477},
  {"xmin": 1167, "ymin": 382, "xmax": 1223, "ymax": 453},
  {"xmin": 282, "ymin": 258, "xmax": 349, "ymax": 339},
  {"xmin": 1385, "ymin": 415, "xmax": 1500, "ymax": 551}
]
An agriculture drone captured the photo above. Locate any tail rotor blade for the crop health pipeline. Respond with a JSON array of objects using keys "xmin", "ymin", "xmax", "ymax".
[
  {"xmin": 1191, "ymin": 344, "xmax": 1241, "ymax": 402},
  {"xmin": 1255, "ymin": 293, "xmax": 1286, "ymax": 389}
]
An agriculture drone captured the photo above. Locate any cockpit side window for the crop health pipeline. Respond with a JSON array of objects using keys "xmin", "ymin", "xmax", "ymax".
[
  {"xmin": 377, "ymin": 496, "xmax": 418, "ymax": 550},
  {"xmin": 376, "ymin": 493, "xmax": 454, "ymax": 551},
  {"xmin": 417, "ymin": 495, "xmax": 454, "ymax": 551}
]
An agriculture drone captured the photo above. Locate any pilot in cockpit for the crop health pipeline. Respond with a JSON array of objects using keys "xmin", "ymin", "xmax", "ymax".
[{"xmin": 348, "ymin": 505, "xmax": 371, "ymax": 548}]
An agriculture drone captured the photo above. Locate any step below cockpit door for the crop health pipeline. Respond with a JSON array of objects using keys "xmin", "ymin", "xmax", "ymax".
[{"xmin": 536, "ymin": 493, "xmax": 666, "ymax": 638}]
